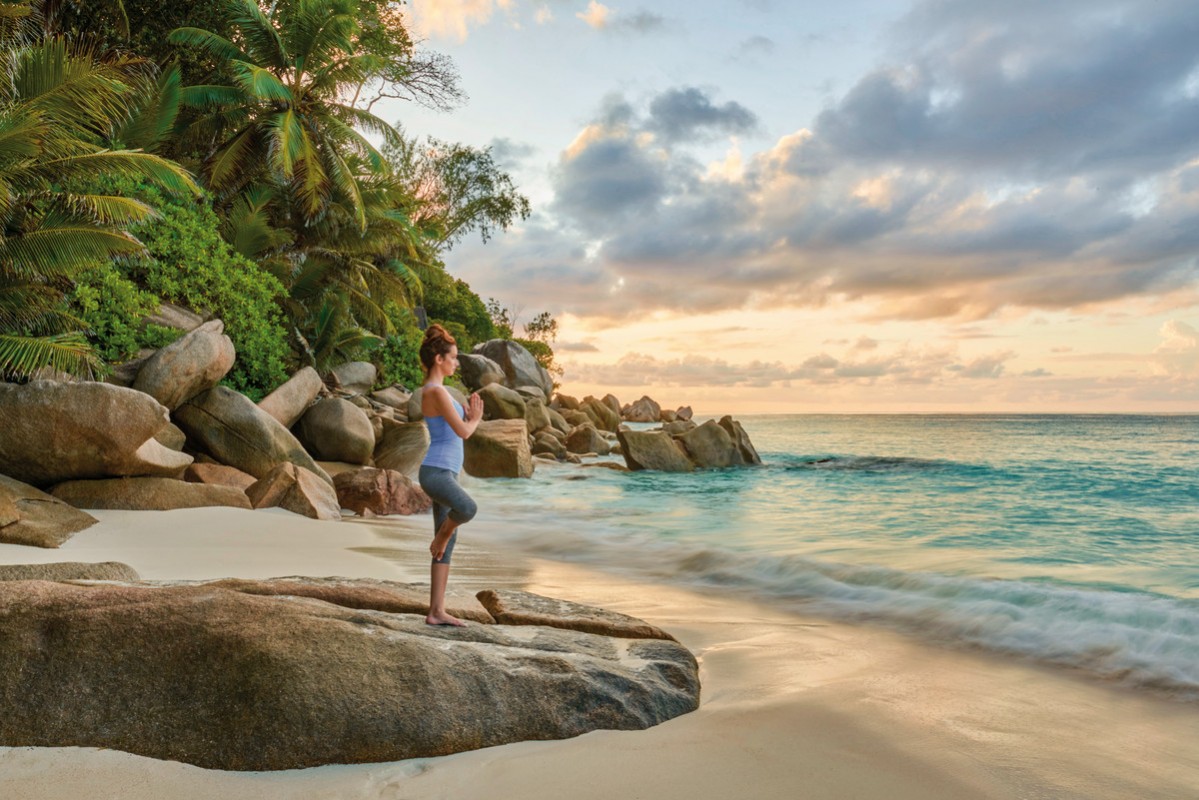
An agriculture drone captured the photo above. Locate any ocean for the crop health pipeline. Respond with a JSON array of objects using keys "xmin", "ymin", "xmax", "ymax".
[{"xmin": 442, "ymin": 415, "xmax": 1199, "ymax": 696}]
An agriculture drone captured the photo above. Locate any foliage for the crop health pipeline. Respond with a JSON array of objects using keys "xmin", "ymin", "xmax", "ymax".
[
  {"xmin": 0, "ymin": 26, "xmax": 198, "ymax": 379},
  {"xmin": 376, "ymin": 305, "xmax": 422, "ymax": 390},
  {"xmin": 169, "ymin": 0, "xmax": 402, "ymax": 226},
  {"xmin": 485, "ymin": 298, "xmax": 514, "ymax": 340},
  {"xmin": 352, "ymin": 1, "xmax": 464, "ymax": 113},
  {"xmin": 68, "ymin": 262, "xmax": 159, "ymax": 365},
  {"xmin": 387, "ymin": 134, "xmax": 530, "ymax": 249},
  {"xmin": 116, "ymin": 179, "xmax": 291, "ymax": 399},
  {"xmin": 416, "ymin": 264, "xmax": 493, "ymax": 348},
  {"xmin": 523, "ymin": 311, "xmax": 558, "ymax": 345},
  {"xmin": 485, "ymin": 299, "xmax": 561, "ymax": 386}
]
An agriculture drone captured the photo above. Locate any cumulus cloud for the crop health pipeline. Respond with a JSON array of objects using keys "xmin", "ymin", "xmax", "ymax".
[
  {"xmin": 646, "ymin": 87, "xmax": 759, "ymax": 143},
  {"xmin": 576, "ymin": 1, "xmax": 610, "ymax": 29},
  {"xmin": 1153, "ymin": 319, "xmax": 1199, "ymax": 376},
  {"xmin": 408, "ymin": 0, "xmax": 511, "ymax": 40},
  {"xmin": 467, "ymin": 0, "xmax": 1199, "ymax": 324}
]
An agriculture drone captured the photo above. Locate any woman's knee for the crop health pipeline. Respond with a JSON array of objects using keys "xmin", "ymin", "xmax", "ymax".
[{"xmin": 450, "ymin": 495, "xmax": 477, "ymax": 524}]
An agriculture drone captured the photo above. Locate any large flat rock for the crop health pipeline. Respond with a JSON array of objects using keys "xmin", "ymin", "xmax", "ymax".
[
  {"xmin": 0, "ymin": 562, "xmax": 139, "ymax": 582},
  {"xmin": 0, "ymin": 581, "xmax": 700, "ymax": 770}
]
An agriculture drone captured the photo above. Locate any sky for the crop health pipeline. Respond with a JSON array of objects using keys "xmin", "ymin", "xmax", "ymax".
[{"xmin": 380, "ymin": 0, "xmax": 1199, "ymax": 414}]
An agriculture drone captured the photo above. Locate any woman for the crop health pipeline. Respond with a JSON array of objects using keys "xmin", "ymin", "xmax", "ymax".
[{"xmin": 417, "ymin": 324, "xmax": 484, "ymax": 627}]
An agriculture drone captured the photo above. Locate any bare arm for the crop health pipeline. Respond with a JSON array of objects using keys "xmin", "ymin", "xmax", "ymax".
[{"xmin": 425, "ymin": 386, "xmax": 483, "ymax": 439}]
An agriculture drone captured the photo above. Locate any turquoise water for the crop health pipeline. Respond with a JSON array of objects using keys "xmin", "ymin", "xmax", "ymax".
[{"xmin": 457, "ymin": 415, "xmax": 1199, "ymax": 695}]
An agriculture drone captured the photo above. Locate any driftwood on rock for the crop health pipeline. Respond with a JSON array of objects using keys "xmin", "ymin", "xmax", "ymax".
[
  {"xmin": 0, "ymin": 581, "xmax": 700, "ymax": 771},
  {"xmin": 476, "ymin": 589, "xmax": 678, "ymax": 642}
]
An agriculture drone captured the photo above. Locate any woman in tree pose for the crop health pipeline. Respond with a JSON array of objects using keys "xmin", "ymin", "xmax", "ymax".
[{"xmin": 418, "ymin": 324, "xmax": 484, "ymax": 626}]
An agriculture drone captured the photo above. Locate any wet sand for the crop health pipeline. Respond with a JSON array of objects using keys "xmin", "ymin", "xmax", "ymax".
[{"xmin": 1, "ymin": 507, "xmax": 1197, "ymax": 799}]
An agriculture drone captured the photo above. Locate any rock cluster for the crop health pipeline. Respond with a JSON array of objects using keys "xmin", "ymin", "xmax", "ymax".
[
  {"xmin": 0, "ymin": 317, "xmax": 445, "ymax": 535},
  {"xmin": 0, "ymin": 577, "xmax": 700, "ymax": 771},
  {"xmin": 0, "ymin": 324, "xmax": 764, "ymax": 538}
]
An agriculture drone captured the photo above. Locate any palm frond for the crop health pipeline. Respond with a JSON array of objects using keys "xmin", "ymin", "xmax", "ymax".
[
  {"xmin": 167, "ymin": 27, "xmax": 248, "ymax": 64},
  {"xmin": 229, "ymin": 59, "xmax": 292, "ymax": 103},
  {"xmin": 0, "ymin": 226, "xmax": 143, "ymax": 280},
  {"xmin": 0, "ymin": 330, "xmax": 99, "ymax": 380}
]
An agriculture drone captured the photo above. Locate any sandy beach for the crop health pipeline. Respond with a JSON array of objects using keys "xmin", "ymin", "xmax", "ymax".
[{"xmin": 2, "ymin": 507, "xmax": 1197, "ymax": 800}]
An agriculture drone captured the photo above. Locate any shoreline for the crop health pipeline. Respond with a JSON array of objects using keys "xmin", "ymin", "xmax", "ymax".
[{"xmin": 1, "ymin": 508, "xmax": 1198, "ymax": 799}]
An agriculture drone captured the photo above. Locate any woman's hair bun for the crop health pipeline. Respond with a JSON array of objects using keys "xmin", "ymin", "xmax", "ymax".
[{"xmin": 419, "ymin": 323, "xmax": 457, "ymax": 373}]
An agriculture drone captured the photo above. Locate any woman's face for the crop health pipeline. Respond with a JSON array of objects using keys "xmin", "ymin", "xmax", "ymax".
[{"xmin": 438, "ymin": 345, "xmax": 459, "ymax": 375}]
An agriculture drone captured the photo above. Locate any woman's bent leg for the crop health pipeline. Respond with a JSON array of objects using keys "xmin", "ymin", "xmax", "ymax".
[{"xmin": 419, "ymin": 467, "xmax": 477, "ymax": 626}]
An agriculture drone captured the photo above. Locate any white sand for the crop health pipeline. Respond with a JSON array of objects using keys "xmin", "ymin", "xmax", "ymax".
[{"xmin": 2, "ymin": 508, "xmax": 1197, "ymax": 799}]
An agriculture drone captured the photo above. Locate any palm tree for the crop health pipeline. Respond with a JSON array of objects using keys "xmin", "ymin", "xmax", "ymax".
[
  {"xmin": 169, "ymin": 0, "xmax": 401, "ymax": 228},
  {"xmin": 0, "ymin": 31, "xmax": 197, "ymax": 378}
]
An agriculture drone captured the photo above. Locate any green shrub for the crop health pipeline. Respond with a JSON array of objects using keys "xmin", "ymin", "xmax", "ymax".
[
  {"xmin": 69, "ymin": 262, "xmax": 162, "ymax": 366},
  {"xmin": 377, "ymin": 307, "xmax": 424, "ymax": 391},
  {"xmin": 418, "ymin": 266, "xmax": 494, "ymax": 347},
  {"xmin": 120, "ymin": 182, "xmax": 292, "ymax": 400}
]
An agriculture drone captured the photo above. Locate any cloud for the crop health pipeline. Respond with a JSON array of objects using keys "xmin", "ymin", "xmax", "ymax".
[
  {"xmin": 646, "ymin": 87, "xmax": 759, "ymax": 143},
  {"xmin": 489, "ymin": 137, "xmax": 537, "ymax": 169},
  {"xmin": 563, "ymin": 342, "xmax": 1006, "ymax": 389},
  {"xmin": 1153, "ymin": 319, "xmax": 1199, "ymax": 377},
  {"xmin": 576, "ymin": 1, "xmax": 610, "ymax": 29},
  {"xmin": 534, "ymin": 6, "xmax": 552, "ymax": 24},
  {"xmin": 556, "ymin": 340, "xmax": 601, "ymax": 352},
  {"xmin": 408, "ymin": 0, "xmax": 511, "ymax": 40},
  {"xmin": 609, "ymin": 11, "xmax": 667, "ymax": 34},
  {"xmin": 467, "ymin": 0, "xmax": 1199, "ymax": 324},
  {"xmin": 733, "ymin": 35, "xmax": 775, "ymax": 63}
]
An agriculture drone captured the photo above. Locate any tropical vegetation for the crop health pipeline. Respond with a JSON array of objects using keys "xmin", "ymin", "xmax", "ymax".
[{"xmin": 0, "ymin": 0, "xmax": 554, "ymax": 398}]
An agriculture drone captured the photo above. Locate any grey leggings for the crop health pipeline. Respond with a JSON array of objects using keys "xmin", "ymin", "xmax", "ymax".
[{"xmin": 418, "ymin": 466, "xmax": 477, "ymax": 565}]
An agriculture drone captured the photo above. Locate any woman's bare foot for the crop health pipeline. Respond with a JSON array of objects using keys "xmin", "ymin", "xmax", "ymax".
[
  {"xmin": 426, "ymin": 612, "xmax": 466, "ymax": 627},
  {"xmin": 430, "ymin": 519, "xmax": 459, "ymax": 560}
]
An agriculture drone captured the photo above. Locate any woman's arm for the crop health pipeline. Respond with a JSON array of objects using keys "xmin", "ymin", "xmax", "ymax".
[{"xmin": 425, "ymin": 386, "xmax": 483, "ymax": 439}]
